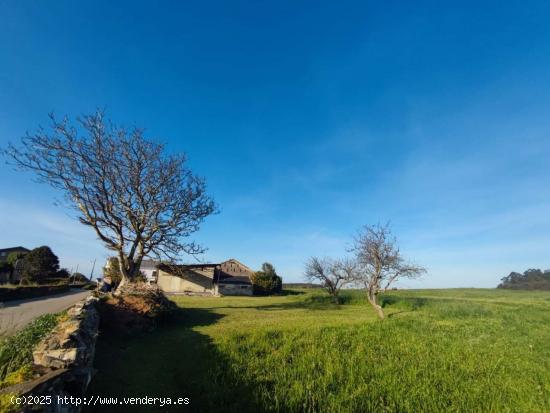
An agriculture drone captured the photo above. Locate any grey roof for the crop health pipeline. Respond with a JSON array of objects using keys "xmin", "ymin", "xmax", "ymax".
[
  {"xmin": 157, "ymin": 263, "xmax": 220, "ymax": 272},
  {"xmin": 0, "ymin": 246, "xmax": 30, "ymax": 254},
  {"xmin": 158, "ymin": 260, "xmax": 253, "ymax": 286}
]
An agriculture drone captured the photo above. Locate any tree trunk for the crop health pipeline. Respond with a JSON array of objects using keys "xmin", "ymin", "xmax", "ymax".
[
  {"xmin": 367, "ymin": 292, "xmax": 385, "ymax": 320},
  {"xmin": 115, "ymin": 256, "xmax": 132, "ymax": 294},
  {"xmin": 114, "ymin": 255, "xmax": 143, "ymax": 294},
  {"xmin": 115, "ymin": 275, "xmax": 128, "ymax": 294}
]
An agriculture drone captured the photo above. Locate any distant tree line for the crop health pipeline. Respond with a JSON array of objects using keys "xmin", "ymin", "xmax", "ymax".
[{"xmin": 498, "ymin": 269, "xmax": 550, "ymax": 290}]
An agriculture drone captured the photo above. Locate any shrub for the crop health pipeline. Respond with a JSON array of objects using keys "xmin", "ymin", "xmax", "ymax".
[{"xmin": 251, "ymin": 263, "xmax": 282, "ymax": 295}]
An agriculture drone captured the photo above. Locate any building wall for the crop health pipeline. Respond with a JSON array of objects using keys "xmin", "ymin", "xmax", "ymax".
[
  {"xmin": 140, "ymin": 260, "xmax": 160, "ymax": 284},
  {"xmin": 140, "ymin": 268, "xmax": 157, "ymax": 284},
  {"xmin": 157, "ymin": 268, "xmax": 214, "ymax": 294},
  {"xmin": 215, "ymin": 283, "xmax": 253, "ymax": 296}
]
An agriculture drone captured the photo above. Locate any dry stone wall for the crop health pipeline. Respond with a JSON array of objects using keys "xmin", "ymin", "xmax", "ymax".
[
  {"xmin": 0, "ymin": 295, "xmax": 99, "ymax": 412},
  {"xmin": 33, "ymin": 296, "xmax": 99, "ymax": 371}
]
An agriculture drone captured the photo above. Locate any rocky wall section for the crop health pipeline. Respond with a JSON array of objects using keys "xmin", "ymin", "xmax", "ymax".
[
  {"xmin": 1, "ymin": 295, "xmax": 99, "ymax": 412},
  {"xmin": 33, "ymin": 296, "xmax": 99, "ymax": 371}
]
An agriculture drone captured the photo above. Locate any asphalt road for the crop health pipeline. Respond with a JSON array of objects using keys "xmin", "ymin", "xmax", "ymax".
[{"xmin": 0, "ymin": 289, "xmax": 90, "ymax": 335}]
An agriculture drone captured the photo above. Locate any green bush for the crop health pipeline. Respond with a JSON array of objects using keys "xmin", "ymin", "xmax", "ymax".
[
  {"xmin": 20, "ymin": 246, "xmax": 60, "ymax": 283},
  {"xmin": 251, "ymin": 263, "xmax": 282, "ymax": 295}
]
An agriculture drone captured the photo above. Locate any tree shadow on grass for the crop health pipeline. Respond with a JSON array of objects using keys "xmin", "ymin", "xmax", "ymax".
[
  {"xmin": 84, "ymin": 307, "xmax": 262, "ymax": 413},
  {"xmin": 380, "ymin": 295, "xmax": 428, "ymax": 318},
  {"xmin": 205, "ymin": 293, "xmax": 357, "ymax": 312},
  {"xmin": 207, "ymin": 300, "xmax": 343, "ymax": 312},
  {"xmin": 203, "ymin": 293, "xmax": 429, "ymax": 314},
  {"xmin": 252, "ymin": 293, "xmax": 361, "ymax": 310},
  {"xmin": 387, "ymin": 310, "xmax": 415, "ymax": 318}
]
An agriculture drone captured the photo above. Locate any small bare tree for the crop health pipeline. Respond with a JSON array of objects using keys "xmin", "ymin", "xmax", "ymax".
[
  {"xmin": 304, "ymin": 257, "xmax": 356, "ymax": 303},
  {"xmin": 352, "ymin": 223, "xmax": 426, "ymax": 319},
  {"xmin": 3, "ymin": 111, "xmax": 217, "ymax": 289}
]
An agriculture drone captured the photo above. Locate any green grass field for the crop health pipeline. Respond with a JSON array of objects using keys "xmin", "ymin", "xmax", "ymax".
[{"xmin": 86, "ymin": 289, "xmax": 550, "ymax": 412}]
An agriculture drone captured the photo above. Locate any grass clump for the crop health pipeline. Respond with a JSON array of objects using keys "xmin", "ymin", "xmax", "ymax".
[{"xmin": 0, "ymin": 312, "xmax": 62, "ymax": 381}]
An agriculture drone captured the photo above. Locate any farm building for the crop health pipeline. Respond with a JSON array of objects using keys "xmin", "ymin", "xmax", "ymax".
[{"xmin": 157, "ymin": 259, "xmax": 254, "ymax": 296}]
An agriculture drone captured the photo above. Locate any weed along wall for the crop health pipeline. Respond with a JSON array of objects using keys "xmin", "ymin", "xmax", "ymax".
[{"xmin": 0, "ymin": 296, "xmax": 99, "ymax": 412}]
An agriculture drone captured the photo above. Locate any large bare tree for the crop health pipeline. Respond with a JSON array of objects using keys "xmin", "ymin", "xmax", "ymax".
[
  {"xmin": 3, "ymin": 111, "xmax": 217, "ymax": 288},
  {"xmin": 351, "ymin": 223, "xmax": 426, "ymax": 319},
  {"xmin": 304, "ymin": 257, "xmax": 356, "ymax": 303}
]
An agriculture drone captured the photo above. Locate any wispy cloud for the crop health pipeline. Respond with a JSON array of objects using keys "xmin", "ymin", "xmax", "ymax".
[{"xmin": 0, "ymin": 200, "xmax": 108, "ymax": 275}]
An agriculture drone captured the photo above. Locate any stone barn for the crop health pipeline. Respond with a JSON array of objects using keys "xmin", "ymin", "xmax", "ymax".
[
  {"xmin": 156, "ymin": 259, "xmax": 254, "ymax": 296},
  {"xmin": 214, "ymin": 259, "xmax": 255, "ymax": 296}
]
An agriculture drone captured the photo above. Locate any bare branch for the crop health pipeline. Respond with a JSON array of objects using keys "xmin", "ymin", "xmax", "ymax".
[{"xmin": 304, "ymin": 257, "xmax": 356, "ymax": 303}]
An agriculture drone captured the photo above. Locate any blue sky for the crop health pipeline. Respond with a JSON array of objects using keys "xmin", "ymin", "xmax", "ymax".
[{"xmin": 1, "ymin": 1, "xmax": 549, "ymax": 287}]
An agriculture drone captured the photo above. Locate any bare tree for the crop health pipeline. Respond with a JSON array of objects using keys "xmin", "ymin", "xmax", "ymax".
[
  {"xmin": 3, "ymin": 111, "xmax": 217, "ymax": 288},
  {"xmin": 352, "ymin": 223, "xmax": 426, "ymax": 319},
  {"xmin": 304, "ymin": 257, "xmax": 356, "ymax": 303}
]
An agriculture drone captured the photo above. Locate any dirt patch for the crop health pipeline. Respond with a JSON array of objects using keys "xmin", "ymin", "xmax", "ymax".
[{"xmin": 98, "ymin": 284, "xmax": 177, "ymax": 335}]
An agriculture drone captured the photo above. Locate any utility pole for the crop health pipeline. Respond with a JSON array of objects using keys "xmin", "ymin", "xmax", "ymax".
[
  {"xmin": 72, "ymin": 264, "xmax": 79, "ymax": 285},
  {"xmin": 90, "ymin": 259, "xmax": 96, "ymax": 281}
]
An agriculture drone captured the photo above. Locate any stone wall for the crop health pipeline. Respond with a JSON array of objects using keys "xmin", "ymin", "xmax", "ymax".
[
  {"xmin": 0, "ymin": 285, "xmax": 71, "ymax": 302},
  {"xmin": 0, "ymin": 296, "xmax": 99, "ymax": 412},
  {"xmin": 33, "ymin": 296, "xmax": 99, "ymax": 371}
]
